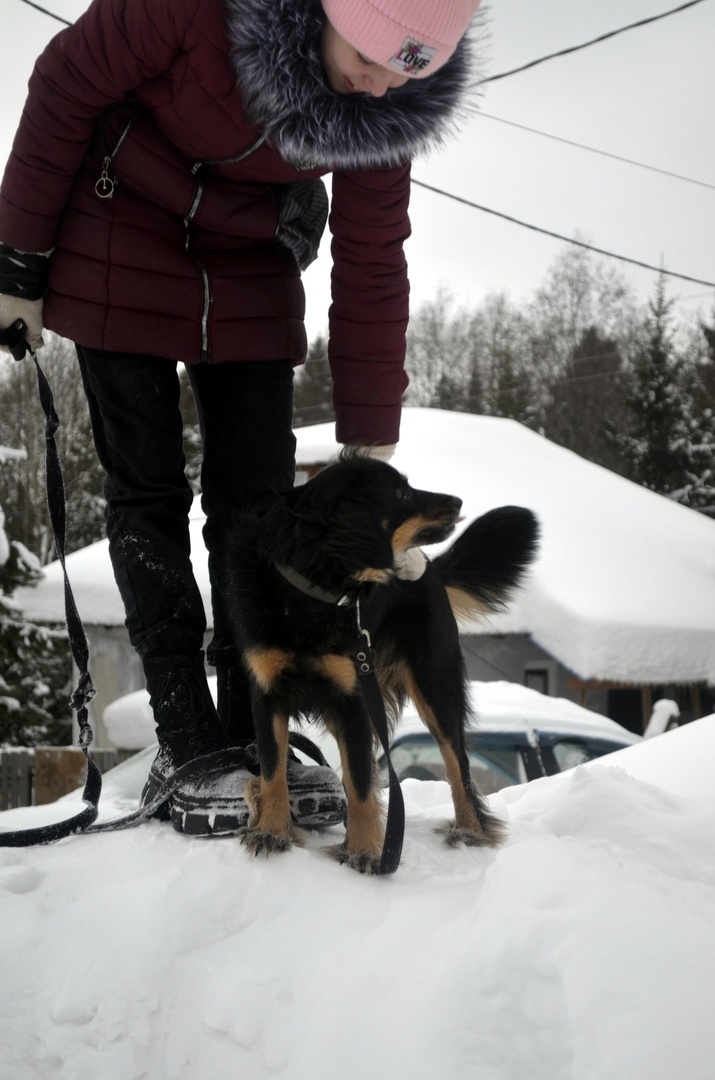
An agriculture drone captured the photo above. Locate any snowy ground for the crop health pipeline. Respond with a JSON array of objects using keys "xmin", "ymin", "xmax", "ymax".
[{"xmin": 2, "ymin": 718, "xmax": 715, "ymax": 1080}]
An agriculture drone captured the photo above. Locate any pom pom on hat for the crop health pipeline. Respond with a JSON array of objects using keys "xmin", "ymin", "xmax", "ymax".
[{"xmin": 321, "ymin": 0, "xmax": 481, "ymax": 79}]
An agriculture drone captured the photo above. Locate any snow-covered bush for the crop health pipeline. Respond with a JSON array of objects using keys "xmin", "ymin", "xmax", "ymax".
[{"xmin": 0, "ymin": 445, "xmax": 72, "ymax": 747}]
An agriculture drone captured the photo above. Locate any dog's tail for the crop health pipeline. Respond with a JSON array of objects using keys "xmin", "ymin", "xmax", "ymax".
[{"xmin": 432, "ymin": 506, "xmax": 539, "ymax": 625}]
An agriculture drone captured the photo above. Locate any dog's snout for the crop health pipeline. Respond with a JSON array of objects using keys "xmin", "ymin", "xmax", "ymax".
[{"xmin": 434, "ymin": 494, "xmax": 462, "ymax": 520}]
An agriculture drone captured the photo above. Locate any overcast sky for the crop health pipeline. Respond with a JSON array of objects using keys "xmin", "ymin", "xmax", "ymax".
[{"xmin": 2, "ymin": 0, "xmax": 713, "ymax": 340}]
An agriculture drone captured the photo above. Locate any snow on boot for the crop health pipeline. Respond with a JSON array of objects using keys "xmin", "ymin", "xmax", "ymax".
[
  {"xmin": 285, "ymin": 731, "xmax": 347, "ymax": 828},
  {"xmin": 139, "ymin": 652, "xmax": 257, "ymax": 836}
]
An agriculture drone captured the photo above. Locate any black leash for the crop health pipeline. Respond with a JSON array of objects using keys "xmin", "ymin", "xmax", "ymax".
[
  {"xmin": 350, "ymin": 607, "xmax": 405, "ymax": 876},
  {"xmin": 0, "ymin": 318, "xmax": 104, "ymax": 846}
]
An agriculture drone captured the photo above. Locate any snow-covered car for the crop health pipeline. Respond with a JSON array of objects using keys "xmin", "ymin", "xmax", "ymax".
[
  {"xmin": 103, "ymin": 677, "xmax": 640, "ymax": 796},
  {"xmin": 377, "ymin": 681, "xmax": 641, "ymax": 795}
]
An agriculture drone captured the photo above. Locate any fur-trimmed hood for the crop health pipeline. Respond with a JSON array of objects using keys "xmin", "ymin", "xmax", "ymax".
[{"xmin": 226, "ymin": 0, "xmax": 482, "ymax": 170}]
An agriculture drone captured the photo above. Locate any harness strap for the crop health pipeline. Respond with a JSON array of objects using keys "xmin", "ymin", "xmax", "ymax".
[{"xmin": 274, "ymin": 562, "xmax": 352, "ymax": 607}]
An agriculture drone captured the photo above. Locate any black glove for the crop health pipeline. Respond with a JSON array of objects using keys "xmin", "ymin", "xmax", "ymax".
[
  {"xmin": 0, "ymin": 243, "xmax": 48, "ymax": 300},
  {"xmin": 276, "ymin": 179, "xmax": 329, "ymax": 271},
  {"xmin": 0, "ymin": 243, "xmax": 50, "ymax": 356}
]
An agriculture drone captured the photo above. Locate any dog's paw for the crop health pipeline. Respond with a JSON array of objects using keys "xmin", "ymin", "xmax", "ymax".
[
  {"xmin": 436, "ymin": 820, "xmax": 507, "ymax": 849},
  {"xmin": 326, "ymin": 842, "xmax": 382, "ymax": 875},
  {"xmin": 238, "ymin": 826, "xmax": 302, "ymax": 857}
]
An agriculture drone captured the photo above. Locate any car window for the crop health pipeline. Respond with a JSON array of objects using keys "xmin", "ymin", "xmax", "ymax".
[
  {"xmin": 548, "ymin": 738, "xmax": 624, "ymax": 772},
  {"xmin": 550, "ymin": 740, "xmax": 593, "ymax": 771},
  {"xmin": 385, "ymin": 737, "xmax": 527, "ymax": 795}
]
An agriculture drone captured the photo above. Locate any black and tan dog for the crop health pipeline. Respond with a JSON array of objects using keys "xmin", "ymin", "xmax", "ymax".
[{"xmin": 226, "ymin": 451, "xmax": 538, "ymax": 873}]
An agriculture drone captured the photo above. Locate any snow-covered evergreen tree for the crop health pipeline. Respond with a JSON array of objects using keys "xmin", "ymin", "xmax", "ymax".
[
  {"xmin": 0, "ymin": 445, "xmax": 72, "ymax": 747},
  {"xmin": 614, "ymin": 275, "xmax": 715, "ymax": 514},
  {"xmin": 293, "ymin": 334, "xmax": 336, "ymax": 427}
]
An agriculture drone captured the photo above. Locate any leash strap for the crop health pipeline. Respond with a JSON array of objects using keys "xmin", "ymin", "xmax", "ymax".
[
  {"xmin": 0, "ymin": 321, "xmax": 102, "ymax": 846},
  {"xmin": 351, "ymin": 629, "xmax": 405, "ymax": 875}
]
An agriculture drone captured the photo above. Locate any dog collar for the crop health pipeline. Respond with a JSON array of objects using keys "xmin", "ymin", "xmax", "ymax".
[{"xmin": 274, "ymin": 562, "xmax": 353, "ymax": 607}]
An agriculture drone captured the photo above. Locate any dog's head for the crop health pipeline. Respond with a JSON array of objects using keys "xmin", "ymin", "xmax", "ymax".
[{"xmin": 258, "ymin": 451, "xmax": 462, "ymax": 592}]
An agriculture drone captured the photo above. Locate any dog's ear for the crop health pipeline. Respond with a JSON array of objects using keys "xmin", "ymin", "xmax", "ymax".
[
  {"xmin": 257, "ymin": 482, "xmax": 396, "ymax": 586},
  {"xmin": 256, "ymin": 490, "xmax": 313, "ymax": 563}
]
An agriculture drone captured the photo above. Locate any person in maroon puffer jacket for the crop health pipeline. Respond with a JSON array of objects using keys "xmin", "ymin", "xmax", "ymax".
[{"xmin": 0, "ymin": 0, "xmax": 482, "ymax": 836}]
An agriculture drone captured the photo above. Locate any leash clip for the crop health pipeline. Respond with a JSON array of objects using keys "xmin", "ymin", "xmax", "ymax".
[
  {"xmin": 353, "ymin": 599, "xmax": 374, "ymax": 674},
  {"xmin": 355, "ymin": 598, "xmax": 371, "ymax": 648}
]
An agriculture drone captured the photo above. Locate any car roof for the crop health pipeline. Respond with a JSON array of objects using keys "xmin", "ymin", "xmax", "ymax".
[{"xmin": 395, "ymin": 681, "xmax": 641, "ymax": 745}]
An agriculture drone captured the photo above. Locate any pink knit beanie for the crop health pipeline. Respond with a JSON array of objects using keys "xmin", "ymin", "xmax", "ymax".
[{"xmin": 321, "ymin": 0, "xmax": 481, "ymax": 79}]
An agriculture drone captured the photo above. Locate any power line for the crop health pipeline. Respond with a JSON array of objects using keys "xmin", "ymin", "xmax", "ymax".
[
  {"xmin": 477, "ymin": 112, "xmax": 715, "ymax": 193},
  {"xmin": 18, "ymin": 0, "xmax": 713, "ymax": 66},
  {"xmin": 17, "ymin": 0, "xmax": 71, "ymax": 26},
  {"xmin": 482, "ymin": 0, "xmax": 711, "ymax": 84},
  {"xmin": 12, "ymin": 0, "xmax": 715, "ymax": 288},
  {"xmin": 411, "ymin": 178, "xmax": 715, "ymax": 288}
]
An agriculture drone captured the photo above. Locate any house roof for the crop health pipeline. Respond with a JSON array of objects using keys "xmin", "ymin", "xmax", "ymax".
[{"xmin": 13, "ymin": 409, "xmax": 715, "ymax": 685}]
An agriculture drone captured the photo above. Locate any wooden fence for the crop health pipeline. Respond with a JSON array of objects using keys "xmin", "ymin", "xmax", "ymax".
[{"xmin": 0, "ymin": 747, "xmax": 136, "ymax": 811}]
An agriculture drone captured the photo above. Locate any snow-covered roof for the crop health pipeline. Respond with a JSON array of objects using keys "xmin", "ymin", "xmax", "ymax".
[{"xmin": 13, "ymin": 409, "xmax": 715, "ymax": 684}]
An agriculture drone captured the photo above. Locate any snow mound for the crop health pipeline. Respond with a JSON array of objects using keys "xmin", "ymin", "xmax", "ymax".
[{"xmin": 1, "ymin": 717, "xmax": 715, "ymax": 1079}]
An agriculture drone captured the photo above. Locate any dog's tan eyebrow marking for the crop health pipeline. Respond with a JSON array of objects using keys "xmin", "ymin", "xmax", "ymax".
[
  {"xmin": 352, "ymin": 568, "xmax": 393, "ymax": 585},
  {"xmin": 244, "ymin": 647, "xmax": 293, "ymax": 691},
  {"xmin": 312, "ymin": 654, "xmax": 358, "ymax": 694}
]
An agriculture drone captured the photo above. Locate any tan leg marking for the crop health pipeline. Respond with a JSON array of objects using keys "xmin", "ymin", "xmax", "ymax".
[
  {"xmin": 244, "ymin": 647, "xmax": 292, "ymax": 692},
  {"xmin": 337, "ymin": 741, "xmax": 385, "ymax": 860},
  {"xmin": 406, "ymin": 675, "xmax": 485, "ymax": 837},
  {"xmin": 312, "ymin": 654, "xmax": 359, "ymax": 694},
  {"xmin": 246, "ymin": 715, "xmax": 292, "ymax": 836}
]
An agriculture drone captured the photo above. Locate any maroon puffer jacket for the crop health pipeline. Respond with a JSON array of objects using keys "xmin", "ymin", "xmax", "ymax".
[{"xmin": 0, "ymin": 0, "xmax": 475, "ymax": 444}]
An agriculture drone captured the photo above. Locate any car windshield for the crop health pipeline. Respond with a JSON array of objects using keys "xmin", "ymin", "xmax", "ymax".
[
  {"xmin": 547, "ymin": 737, "xmax": 623, "ymax": 771},
  {"xmin": 385, "ymin": 736, "xmax": 528, "ymax": 795}
]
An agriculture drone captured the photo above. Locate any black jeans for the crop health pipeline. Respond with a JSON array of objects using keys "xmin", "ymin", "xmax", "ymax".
[{"xmin": 76, "ymin": 346, "xmax": 295, "ymax": 668}]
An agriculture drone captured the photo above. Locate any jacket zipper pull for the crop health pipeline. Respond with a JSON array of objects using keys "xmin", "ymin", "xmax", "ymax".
[{"xmin": 95, "ymin": 156, "xmax": 118, "ymax": 199}]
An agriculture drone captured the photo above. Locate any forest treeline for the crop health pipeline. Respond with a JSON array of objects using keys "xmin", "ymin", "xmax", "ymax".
[{"xmin": 295, "ymin": 248, "xmax": 715, "ymax": 518}]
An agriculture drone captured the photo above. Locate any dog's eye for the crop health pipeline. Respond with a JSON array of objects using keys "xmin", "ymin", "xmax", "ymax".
[{"xmin": 396, "ymin": 486, "xmax": 410, "ymax": 501}]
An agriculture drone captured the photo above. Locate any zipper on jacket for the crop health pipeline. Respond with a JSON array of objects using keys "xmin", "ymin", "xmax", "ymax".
[
  {"xmin": 95, "ymin": 114, "xmax": 139, "ymax": 200},
  {"xmin": 184, "ymin": 135, "xmax": 267, "ymax": 362}
]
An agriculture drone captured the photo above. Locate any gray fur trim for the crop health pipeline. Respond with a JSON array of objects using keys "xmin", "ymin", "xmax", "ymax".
[{"xmin": 225, "ymin": 0, "xmax": 482, "ymax": 170}]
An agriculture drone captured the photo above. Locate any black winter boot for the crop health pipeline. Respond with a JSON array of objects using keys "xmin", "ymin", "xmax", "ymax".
[{"xmin": 139, "ymin": 652, "xmax": 257, "ymax": 835}]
